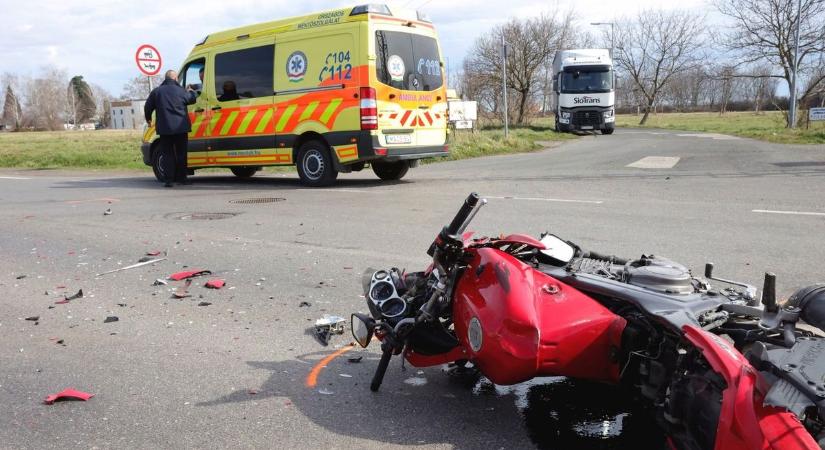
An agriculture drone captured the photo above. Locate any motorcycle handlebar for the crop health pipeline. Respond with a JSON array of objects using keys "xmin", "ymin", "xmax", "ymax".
[{"xmin": 445, "ymin": 193, "xmax": 481, "ymax": 236}]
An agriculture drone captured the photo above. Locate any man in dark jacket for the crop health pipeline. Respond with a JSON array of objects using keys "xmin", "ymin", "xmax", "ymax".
[{"xmin": 144, "ymin": 70, "xmax": 197, "ymax": 187}]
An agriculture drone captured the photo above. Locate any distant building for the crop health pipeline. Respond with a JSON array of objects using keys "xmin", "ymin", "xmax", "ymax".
[{"xmin": 110, "ymin": 99, "xmax": 146, "ymax": 129}]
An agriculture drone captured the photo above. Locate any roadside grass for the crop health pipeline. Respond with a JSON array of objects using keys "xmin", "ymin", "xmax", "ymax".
[
  {"xmin": 616, "ymin": 111, "xmax": 825, "ymax": 145},
  {"xmin": 443, "ymin": 123, "xmax": 576, "ymax": 162},
  {"xmin": 0, "ymin": 123, "xmax": 576, "ymax": 170},
  {"xmin": 0, "ymin": 130, "xmax": 147, "ymax": 170}
]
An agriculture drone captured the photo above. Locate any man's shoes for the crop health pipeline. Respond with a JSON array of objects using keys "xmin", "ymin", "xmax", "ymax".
[{"xmin": 164, "ymin": 182, "xmax": 173, "ymax": 188}]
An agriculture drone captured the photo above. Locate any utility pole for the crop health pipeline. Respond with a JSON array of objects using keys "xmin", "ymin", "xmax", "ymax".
[
  {"xmin": 789, "ymin": 0, "xmax": 802, "ymax": 128},
  {"xmin": 501, "ymin": 35, "xmax": 509, "ymax": 138},
  {"xmin": 590, "ymin": 22, "xmax": 615, "ymax": 61}
]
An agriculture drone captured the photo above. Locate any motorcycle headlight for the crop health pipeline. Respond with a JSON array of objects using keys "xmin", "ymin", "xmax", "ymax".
[{"xmin": 561, "ymin": 111, "xmax": 570, "ymax": 119}]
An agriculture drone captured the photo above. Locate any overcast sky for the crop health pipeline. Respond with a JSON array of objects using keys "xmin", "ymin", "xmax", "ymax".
[{"xmin": 1, "ymin": 0, "xmax": 710, "ymax": 97}]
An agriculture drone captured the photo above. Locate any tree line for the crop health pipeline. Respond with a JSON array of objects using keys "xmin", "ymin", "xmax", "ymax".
[
  {"xmin": 1, "ymin": 69, "xmax": 161, "ymax": 132},
  {"xmin": 457, "ymin": 0, "xmax": 825, "ymax": 127}
]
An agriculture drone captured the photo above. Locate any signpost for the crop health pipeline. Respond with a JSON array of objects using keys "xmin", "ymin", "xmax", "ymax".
[
  {"xmin": 810, "ymin": 107, "xmax": 825, "ymax": 122},
  {"xmin": 135, "ymin": 44, "xmax": 162, "ymax": 90}
]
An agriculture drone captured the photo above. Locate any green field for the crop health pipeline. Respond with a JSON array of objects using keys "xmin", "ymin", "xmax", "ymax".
[
  {"xmin": 0, "ymin": 130, "xmax": 147, "ymax": 170},
  {"xmin": 616, "ymin": 111, "xmax": 825, "ymax": 144},
  {"xmin": 0, "ymin": 126, "xmax": 574, "ymax": 170}
]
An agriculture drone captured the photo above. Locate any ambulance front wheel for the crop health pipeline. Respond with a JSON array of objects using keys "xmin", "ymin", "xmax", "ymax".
[
  {"xmin": 151, "ymin": 144, "xmax": 167, "ymax": 182},
  {"xmin": 372, "ymin": 161, "xmax": 409, "ymax": 181},
  {"xmin": 297, "ymin": 141, "xmax": 338, "ymax": 187}
]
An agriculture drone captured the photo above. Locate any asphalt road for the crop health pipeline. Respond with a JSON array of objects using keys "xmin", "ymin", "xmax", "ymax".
[{"xmin": 1, "ymin": 128, "xmax": 824, "ymax": 449}]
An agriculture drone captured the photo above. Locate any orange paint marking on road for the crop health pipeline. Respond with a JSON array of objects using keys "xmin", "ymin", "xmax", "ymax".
[
  {"xmin": 305, "ymin": 343, "xmax": 355, "ymax": 388},
  {"xmin": 65, "ymin": 198, "xmax": 121, "ymax": 204}
]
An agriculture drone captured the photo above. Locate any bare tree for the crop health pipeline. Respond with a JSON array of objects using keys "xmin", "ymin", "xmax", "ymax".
[
  {"xmin": 715, "ymin": 0, "xmax": 825, "ymax": 126},
  {"xmin": 121, "ymin": 75, "xmax": 162, "ymax": 100},
  {"xmin": 614, "ymin": 9, "xmax": 707, "ymax": 125},
  {"xmin": 464, "ymin": 11, "xmax": 576, "ymax": 124},
  {"xmin": 24, "ymin": 67, "xmax": 69, "ymax": 131},
  {"xmin": 90, "ymin": 83, "xmax": 113, "ymax": 127}
]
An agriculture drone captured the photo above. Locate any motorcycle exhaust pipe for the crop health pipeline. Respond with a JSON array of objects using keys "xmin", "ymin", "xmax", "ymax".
[{"xmin": 786, "ymin": 284, "xmax": 825, "ymax": 334}]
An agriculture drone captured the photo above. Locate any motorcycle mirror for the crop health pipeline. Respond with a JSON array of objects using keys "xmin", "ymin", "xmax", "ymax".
[
  {"xmin": 351, "ymin": 313, "xmax": 375, "ymax": 348},
  {"xmin": 538, "ymin": 234, "xmax": 575, "ymax": 265}
]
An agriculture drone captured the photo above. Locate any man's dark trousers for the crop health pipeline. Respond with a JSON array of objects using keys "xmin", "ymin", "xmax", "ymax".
[{"xmin": 159, "ymin": 133, "xmax": 188, "ymax": 184}]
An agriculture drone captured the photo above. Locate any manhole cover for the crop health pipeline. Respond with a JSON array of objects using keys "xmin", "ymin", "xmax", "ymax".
[
  {"xmin": 229, "ymin": 197, "xmax": 286, "ymax": 204},
  {"xmin": 165, "ymin": 212, "xmax": 239, "ymax": 221}
]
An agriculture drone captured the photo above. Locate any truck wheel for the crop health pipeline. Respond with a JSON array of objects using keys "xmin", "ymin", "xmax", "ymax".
[
  {"xmin": 601, "ymin": 128, "xmax": 614, "ymax": 135},
  {"xmin": 297, "ymin": 141, "xmax": 338, "ymax": 187},
  {"xmin": 230, "ymin": 167, "xmax": 258, "ymax": 178},
  {"xmin": 151, "ymin": 146, "xmax": 167, "ymax": 182},
  {"xmin": 372, "ymin": 161, "xmax": 409, "ymax": 181}
]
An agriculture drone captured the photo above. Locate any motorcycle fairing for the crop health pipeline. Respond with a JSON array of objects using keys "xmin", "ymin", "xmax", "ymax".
[
  {"xmin": 452, "ymin": 247, "xmax": 626, "ymax": 386},
  {"xmin": 682, "ymin": 325, "xmax": 819, "ymax": 450}
]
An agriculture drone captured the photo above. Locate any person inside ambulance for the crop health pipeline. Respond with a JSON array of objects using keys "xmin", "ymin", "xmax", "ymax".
[
  {"xmin": 217, "ymin": 80, "xmax": 240, "ymax": 102},
  {"xmin": 185, "ymin": 67, "xmax": 204, "ymax": 96}
]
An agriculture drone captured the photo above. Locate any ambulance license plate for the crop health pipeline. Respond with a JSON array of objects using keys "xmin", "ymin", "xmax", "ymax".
[
  {"xmin": 580, "ymin": 125, "xmax": 593, "ymax": 130},
  {"xmin": 385, "ymin": 134, "xmax": 412, "ymax": 145}
]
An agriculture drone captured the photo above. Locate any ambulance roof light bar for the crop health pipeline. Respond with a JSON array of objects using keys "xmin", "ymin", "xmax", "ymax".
[{"xmin": 350, "ymin": 4, "xmax": 392, "ymax": 16}]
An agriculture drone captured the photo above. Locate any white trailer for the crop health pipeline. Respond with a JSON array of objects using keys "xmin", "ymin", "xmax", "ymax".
[{"xmin": 552, "ymin": 49, "xmax": 615, "ymax": 134}]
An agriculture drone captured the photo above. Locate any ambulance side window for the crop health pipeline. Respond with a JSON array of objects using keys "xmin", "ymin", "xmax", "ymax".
[
  {"xmin": 181, "ymin": 59, "xmax": 206, "ymax": 95},
  {"xmin": 214, "ymin": 45, "xmax": 274, "ymax": 102}
]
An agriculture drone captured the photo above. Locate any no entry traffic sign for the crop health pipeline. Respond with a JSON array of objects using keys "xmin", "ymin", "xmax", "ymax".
[{"xmin": 135, "ymin": 44, "xmax": 162, "ymax": 76}]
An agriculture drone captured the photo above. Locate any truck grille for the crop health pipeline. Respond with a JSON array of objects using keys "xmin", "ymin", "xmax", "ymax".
[{"xmin": 573, "ymin": 111, "xmax": 602, "ymax": 127}]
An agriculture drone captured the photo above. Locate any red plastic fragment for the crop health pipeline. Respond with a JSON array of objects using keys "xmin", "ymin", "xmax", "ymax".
[
  {"xmin": 146, "ymin": 250, "xmax": 161, "ymax": 256},
  {"xmin": 169, "ymin": 269, "xmax": 211, "ymax": 281},
  {"xmin": 204, "ymin": 279, "xmax": 225, "ymax": 289},
  {"xmin": 44, "ymin": 388, "xmax": 94, "ymax": 405},
  {"xmin": 54, "ymin": 299, "xmax": 70, "ymax": 305}
]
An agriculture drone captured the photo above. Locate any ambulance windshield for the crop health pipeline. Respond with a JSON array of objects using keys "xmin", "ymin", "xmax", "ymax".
[
  {"xmin": 561, "ymin": 66, "xmax": 613, "ymax": 94},
  {"xmin": 375, "ymin": 30, "xmax": 443, "ymax": 91}
]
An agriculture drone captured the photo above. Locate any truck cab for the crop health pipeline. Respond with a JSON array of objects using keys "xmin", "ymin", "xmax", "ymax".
[{"xmin": 552, "ymin": 49, "xmax": 615, "ymax": 135}]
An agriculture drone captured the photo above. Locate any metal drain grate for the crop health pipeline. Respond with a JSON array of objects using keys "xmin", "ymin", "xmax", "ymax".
[
  {"xmin": 229, "ymin": 197, "xmax": 286, "ymax": 204},
  {"xmin": 165, "ymin": 212, "xmax": 238, "ymax": 221}
]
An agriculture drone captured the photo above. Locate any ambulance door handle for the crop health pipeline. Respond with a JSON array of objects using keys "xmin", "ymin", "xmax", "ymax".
[
  {"xmin": 194, "ymin": 108, "xmax": 205, "ymax": 113},
  {"xmin": 211, "ymin": 106, "xmax": 222, "ymax": 111},
  {"xmin": 418, "ymin": 105, "xmax": 429, "ymax": 110}
]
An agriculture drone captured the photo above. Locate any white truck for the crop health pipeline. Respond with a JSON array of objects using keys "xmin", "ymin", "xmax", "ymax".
[{"xmin": 552, "ymin": 49, "xmax": 615, "ymax": 134}]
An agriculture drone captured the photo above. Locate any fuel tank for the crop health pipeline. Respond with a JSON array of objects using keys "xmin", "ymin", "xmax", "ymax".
[{"xmin": 452, "ymin": 247, "xmax": 627, "ymax": 385}]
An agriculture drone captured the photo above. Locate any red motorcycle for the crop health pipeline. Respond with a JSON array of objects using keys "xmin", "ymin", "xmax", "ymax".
[{"xmin": 351, "ymin": 193, "xmax": 825, "ymax": 450}]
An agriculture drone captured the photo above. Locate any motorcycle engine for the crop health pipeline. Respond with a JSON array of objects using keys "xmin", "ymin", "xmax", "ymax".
[{"xmin": 623, "ymin": 256, "xmax": 694, "ymax": 295}]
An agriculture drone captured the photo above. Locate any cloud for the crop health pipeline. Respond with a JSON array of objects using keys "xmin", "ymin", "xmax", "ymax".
[{"xmin": 1, "ymin": 0, "xmax": 714, "ymax": 97}]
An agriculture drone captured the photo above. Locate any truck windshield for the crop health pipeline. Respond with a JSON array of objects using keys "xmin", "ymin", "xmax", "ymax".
[
  {"xmin": 561, "ymin": 68, "xmax": 612, "ymax": 93},
  {"xmin": 375, "ymin": 30, "xmax": 443, "ymax": 91}
]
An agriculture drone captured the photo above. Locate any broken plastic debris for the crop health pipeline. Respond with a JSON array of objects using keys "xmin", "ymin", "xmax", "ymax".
[
  {"xmin": 97, "ymin": 258, "xmax": 166, "ymax": 276},
  {"xmin": 55, "ymin": 289, "xmax": 83, "ymax": 305},
  {"xmin": 204, "ymin": 279, "xmax": 225, "ymax": 289},
  {"xmin": 43, "ymin": 388, "xmax": 94, "ymax": 405},
  {"xmin": 25, "ymin": 316, "xmax": 40, "ymax": 321},
  {"xmin": 146, "ymin": 250, "xmax": 161, "ymax": 256},
  {"xmin": 197, "ymin": 301, "xmax": 212, "ymax": 307},
  {"xmin": 299, "ymin": 301, "xmax": 311, "ymax": 307},
  {"xmin": 313, "ymin": 315, "xmax": 346, "ymax": 346},
  {"xmin": 16, "ymin": 275, "xmax": 27, "ymax": 280},
  {"xmin": 103, "ymin": 316, "xmax": 119, "ymax": 323},
  {"xmin": 347, "ymin": 356, "xmax": 363, "ymax": 364},
  {"xmin": 103, "ymin": 208, "xmax": 112, "ymax": 216},
  {"xmin": 318, "ymin": 388, "xmax": 334, "ymax": 395},
  {"xmin": 174, "ymin": 280, "xmax": 193, "ymax": 299},
  {"xmin": 152, "ymin": 279, "xmax": 168, "ymax": 286},
  {"xmin": 169, "ymin": 269, "xmax": 211, "ymax": 281}
]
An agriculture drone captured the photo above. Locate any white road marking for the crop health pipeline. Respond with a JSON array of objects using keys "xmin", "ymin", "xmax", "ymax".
[
  {"xmin": 676, "ymin": 133, "xmax": 740, "ymax": 140},
  {"xmin": 752, "ymin": 209, "xmax": 825, "ymax": 217},
  {"xmin": 487, "ymin": 195, "xmax": 603, "ymax": 204},
  {"xmin": 0, "ymin": 176, "xmax": 31, "ymax": 180},
  {"xmin": 627, "ymin": 156, "xmax": 681, "ymax": 169}
]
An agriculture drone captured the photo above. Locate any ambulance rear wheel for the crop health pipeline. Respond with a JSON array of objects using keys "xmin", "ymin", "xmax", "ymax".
[
  {"xmin": 297, "ymin": 141, "xmax": 338, "ymax": 187},
  {"xmin": 230, "ymin": 167, "xmax": 258, "ymax": 178},
  {"xmin": 372, "ymin": 161, "xmax": 409, "ymax": 181}
]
